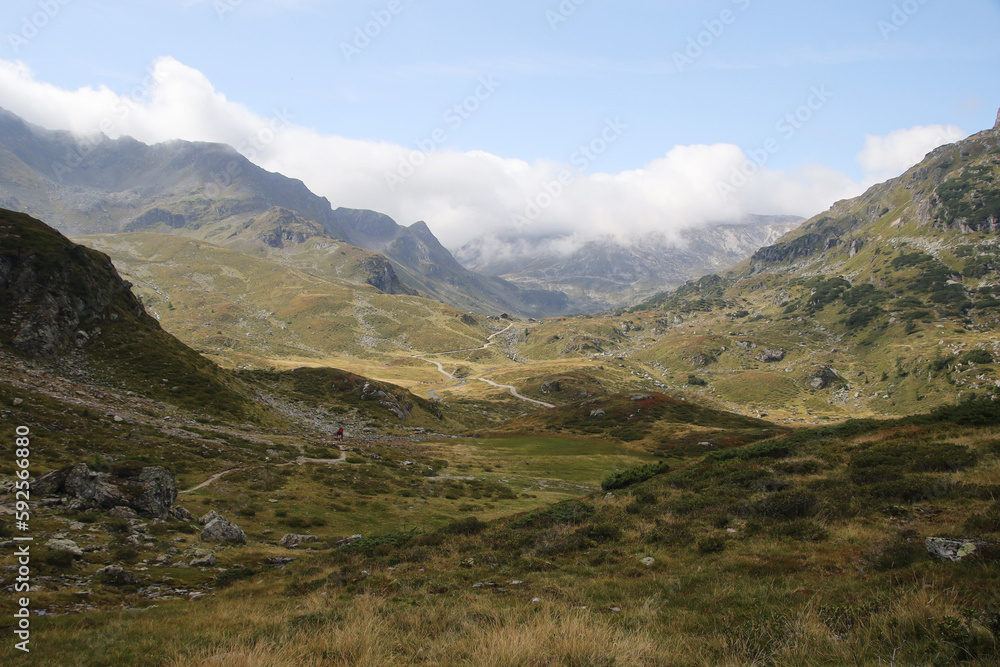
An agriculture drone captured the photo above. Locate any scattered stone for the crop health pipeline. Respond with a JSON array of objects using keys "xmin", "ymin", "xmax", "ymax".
[
  {"xmin": 45, "ymin": 538, "xmax": 83, "ymax": 557},
  {"xmin": 98, "ymin": 566, "xmax": 141, "ymax": 587},
  {"xmin": 630, "ymin": 394, "xmax": 652, "ymax": 401},
  {"xmin": 198, "ymin": 510, "xmax": 220, "ymax": 526},
  {"xmin": 12, "ymin": 398, "xmax": 23, "ymax": 406},
  {"xmin": 641, "ymin": 556, "xmax": 655, "ymax": 567},
  {"xmin": 113, "ymin": 415, "xmax": 124, "ymax": 423},
  {"xmin": 169, "ymin": 507, "xmax": 195, "ymax": 522},
  {"xmin": 589, "ymin": 409, "xmax": 606, "ymax": 418},
  {"xmin": 200, "ymin": 516, "xmax": 247, "ymax": 545},
  {"xmin": 510, "ymin": 580, "xmax": 524, "ymax": 586},
  {"xmin": 190, "ymin": 553, "xmax": 217, "ymax": 567},
  {"xmin": 336, "ymin": 534, "xmax": 363, "ymax": 548},
  {"xmin": 610, "ymin": 607, "xmax": 622, "ymax": 613},
  {"xmin": 279, "ymin": 534, "xmax": 319, "ymax": 549},
  {"xmin": 68, "ymin": 522, "xmax": 85, "ymax": 531},
  {"xmin": 604, "ymin": 493, "xmax": 616, "ymax": 500},
  {"xmin": 926, "ymin": 537, "xmax": 988, "ymax": 562},
  {"xmin": 263, "ymin": 557, "xmax": 296, "ymax": 566},
  {"xmin": 109, "ymin": 506, "xmax": 140, "ymax": 520},
  {"xmin": 530, "ymin": 597, "xmax": 543, "ymax": 604}
]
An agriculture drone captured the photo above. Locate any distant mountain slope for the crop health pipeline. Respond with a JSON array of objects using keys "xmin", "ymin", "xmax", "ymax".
[
  {"xmin": 329, "ymin": 207, "xmax": 570, "ymax": 316},
  {"xmin": 0, "ymin": 108, "xmax": 568, "ymax": 318},
  {"xmin": 456, "ymin": 216, "xmax": 803, "ymax": 310},
  {"xmin": 74, "ymin": 231, "xmax": 495, "ymax": 368},
  {"xmin": 515, "ymin": 115, "xmax": 1000, "ymax": 420}
]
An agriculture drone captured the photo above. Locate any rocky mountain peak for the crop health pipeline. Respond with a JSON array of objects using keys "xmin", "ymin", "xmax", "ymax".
[{"xmin": 995, "ymin": 106, "xmax": 1000, "ymax": 130}]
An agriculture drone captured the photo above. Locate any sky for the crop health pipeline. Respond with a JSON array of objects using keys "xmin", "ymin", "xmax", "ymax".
[{"xmin": 1, "ymin": 0, "xmax": 999, "ymax": 250}]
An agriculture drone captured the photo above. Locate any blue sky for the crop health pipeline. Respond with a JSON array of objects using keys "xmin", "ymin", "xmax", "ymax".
[{"xmin": 2, "ymin": 0, "xmax": 999, "ymax": 247}]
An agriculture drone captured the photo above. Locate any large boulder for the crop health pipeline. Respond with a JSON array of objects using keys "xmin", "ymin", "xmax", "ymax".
[
  {"xmin": 32, "ymin": 463, "xmax": 176, "ymax": 518},
  {"xmin": 201, "ymin": 516, "xmax": 247, "ymax": 544}
]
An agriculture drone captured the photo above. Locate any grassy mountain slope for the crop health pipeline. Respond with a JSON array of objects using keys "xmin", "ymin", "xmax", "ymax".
[{"xmin": 509, "ymin": 122, "xmax": 1000, "ymax": 423}]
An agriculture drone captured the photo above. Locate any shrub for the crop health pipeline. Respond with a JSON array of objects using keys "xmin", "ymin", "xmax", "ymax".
[
  {"xmin": 961, "ymin": 349, "xmax": 995, "ymax": 365},
  {"xmin": 746, "ymin": 491, "xmax": 817, "ymax": 520},
  {"xmin": 215, "ymin": 567, "xmax": 260, "ymax": 589},
  {"xmin": 645, "ymin": 522, "xmax": 693, "ymax": 547},
  {"xmin": 697, "ymin": 536, "xmax": 726, "ymax": 554},
  {"xmin": 687, "ymin": 374, "xmax": 708, "ymax": 387},
  {"xmin": 601, "ymin": 461, "xmax": 671, "ymax": 491},
  {"xmin": 341, "ymin": 530, "xmax": 420, "ymax": 557},
  {"xmin": 440, "ymin": 517, "xmax": 487, "ymax": 536},
  {"xmin": 578, "ymin": 522, "xmax": 622, "ymax": 543},
  {"xmin": 864, "ymin": 530, "xmax": 926, "ymax": 571}
]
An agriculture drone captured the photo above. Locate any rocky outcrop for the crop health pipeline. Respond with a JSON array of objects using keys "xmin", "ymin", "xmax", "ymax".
[
  {"xmin": 756, "ymin": 349, "xmax": 786, "ymax": 363},
  {"xmin": 809, "ymin": 366, "xmax": 844, "ymax": 390},
  {"xmin": 1, "ymin": 211, "xmax": 147, "ymax": 357},
  {"xmin": 33, "ymin": 463, "xmax": 177, "ymax": 518},
  {"xmin": 201, "ymin": 515, "xmax": 247, "ymax": 544},
  {"xmin": 359, "ymin": 254, "xmax": 418, "ymax": 296},
  {"xmin": 279, "ymin": 534, "xmax": 319, "ymax": 549}
]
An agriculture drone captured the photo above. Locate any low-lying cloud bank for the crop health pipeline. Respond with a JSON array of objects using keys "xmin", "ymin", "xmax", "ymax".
[{"xmin": 0, "ymin": 57, "xmax": 965, "ymax": 249}]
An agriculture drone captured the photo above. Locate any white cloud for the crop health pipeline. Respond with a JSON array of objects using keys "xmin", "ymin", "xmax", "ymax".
[
  {"xmin": 857, "ymin": 124, "xmax": 967, "ymax": 183},
  {"xmin": 0, "ymin": 57, "xmax": 946, "ymax": 250}
]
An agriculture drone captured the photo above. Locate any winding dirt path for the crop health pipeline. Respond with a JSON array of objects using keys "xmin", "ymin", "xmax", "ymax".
[
  {"xmin": 179, "ymin": 450, "xmax": 346, "ymax": 494},
  {"xmin": 414, "ymin": 323, "xmax": 555, "ymax": 409}
]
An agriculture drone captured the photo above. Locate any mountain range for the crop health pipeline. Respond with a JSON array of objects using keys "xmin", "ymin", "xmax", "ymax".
[
  {"xmin": 456, "ymin": 215, "xmax": 802, "ymax": 311},
  {"xmin": 0, "ymin": 107, "xmax": 800, "ymax": 317}
]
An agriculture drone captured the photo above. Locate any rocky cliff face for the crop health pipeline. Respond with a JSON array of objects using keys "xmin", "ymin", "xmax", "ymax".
[{"xmin": 0, "ymin": 209, "xmax": 146, "ymax": 357}]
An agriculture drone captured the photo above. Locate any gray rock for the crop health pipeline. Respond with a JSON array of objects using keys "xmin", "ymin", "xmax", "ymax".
[
  {"xmin": 630, "ymin": 394, "xmax": 653, "ymax": 401},
  {"xmin": 756, "ymin": 349, "xmax": 786, "ymax": 363},
  {"xmin": 109, "ymin": 506, "xmax": 140, "ymax": 520},
  {"xmin": 263, "ymin": 557, "xmax": 296, "ymax": 565},
  {"xmin": 45, "ymin": 538, "xmax": 82, "ymax": 557},
  {"xmin": 169, "ymin": 506, "xmax": 194, "ymax": 522},
  {"xmin": 190, "ymin": 552, "xmax": 217, "ymax": 567},
  {"xmin": 198, "ymin": 510, "xmax": 220, "ymax": 526},
  {"xmin": 99, "ymin": 566, "xmax": 141, "ymax": 586},
  {"xmin": 200, "ymin": 516, "xmax": 246, "ymax": 544},
  {"xmin": 279, "ymin": 534, "xmax": 319, "ymax": 549},
  {"xmin": 809, "ymin": 366, "xmax": 843, "ymax": 390},
  {"xmin": 33, "ymin": 463, "xmax": 176, "ymax": 518},
  {"xmin": 641, "ymin": 556, "xmax": 655, "ymax": 567},
  {"xmin": 589, "ymin": 409, "xmax": 606, "ymax": 418},
  {"xmin": 336, "ymin": 534, "xmax": 363, "ymax": 548},
  {"xmin": 926, "ymin": 537, "xmax": 988, "ymax": 562}
]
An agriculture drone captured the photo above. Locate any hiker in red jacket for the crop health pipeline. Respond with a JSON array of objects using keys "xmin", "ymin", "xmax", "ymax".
[{"xmin": 335, "ymin": 427, "xmax": 345, "ymax": 441}]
